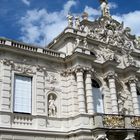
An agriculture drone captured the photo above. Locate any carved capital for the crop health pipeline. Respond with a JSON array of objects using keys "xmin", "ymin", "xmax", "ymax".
[
  {"xmin": 85, "ymin": 67, "xmax": 94, "ymax": 74},
  {"xmin": 105, "ymin": 71, "xmax": 117, "ymax": 80},
  {"xmin": 128, "ymin": 76, "xmax": 138, "ymax": 84},
  {"xmin": 74, "ymin": 65, "xmax": 84, "ymax": 73}
]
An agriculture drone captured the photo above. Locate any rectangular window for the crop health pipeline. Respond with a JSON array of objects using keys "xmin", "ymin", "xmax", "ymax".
[{"xmin": 14, "ymin": 75, "xmax": 32, "ymax": 114}]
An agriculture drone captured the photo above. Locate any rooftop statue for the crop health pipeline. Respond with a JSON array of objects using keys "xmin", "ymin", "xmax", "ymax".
[{"xmin": 100, "ymin": 0, "xmax": 111, "ymax": 18}]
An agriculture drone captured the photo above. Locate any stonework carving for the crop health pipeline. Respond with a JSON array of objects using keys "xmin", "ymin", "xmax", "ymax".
[
  {"xmin": 131, "ymin": 117, "xmax": 140, "ymax": 128},
  {"xmin": 13, "ymin": 63, "xmax": 34, "ymax": 74},
  {"xmin": 134, "ymin": 36, "xmax": 140, "ymax": 49},
  {"xmin": 48, "ymin": 94, "xmax": 57, "ymax": 117},
  {"xmin": 37, "ymin": 65, "xmax": 47, "ymax": 72},
  {"xmin": 83, "ymin": 38, "xmax": 88, "ymax": 48},
  {"xmin": 2, "ymin": 59, "xmax": 14, "ymax": 66},
  {"xmin": 75, "ymin": 36, "xmax": 81, "ymax": 48},
  {"xmin": 103, "ymin": 115, "xmax": 124, "ymax": 128},
  {"xmin": 46, "ymin": 73, "xmax": 57, "ymax": 84},
  {"xmin": 118, "ymin": 91, "xmax": 128, "ymax": 115},
  {"xmin": 95, "ymin": 134, "xmax": 108, "ymax": 140},
  {"xmin": 125, "ymin": 136, "xmax": 136, "ymax": 140}
]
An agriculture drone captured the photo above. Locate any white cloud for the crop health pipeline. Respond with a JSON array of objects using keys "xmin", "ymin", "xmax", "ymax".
[
  {"xmin": 19, "ymin": 0, "xmax": 140, "ymax": 47},
  {"xmin": 108, "ymin": 2, "xmax": 118, "ymax": 9},
  {"xmin": 19, "ymin": 0, "xmax": 77, "ymax": 46},
  {"xmin": 112, "ymin": 11, "xmax": 140, "ymax": 36},
  {"xmin": 21, "ymin": 0, "xmax": 30, "ymax": 6},
  {"xmin": 84, "ymin": 6, "xmax": 101, "ymax": 20}
]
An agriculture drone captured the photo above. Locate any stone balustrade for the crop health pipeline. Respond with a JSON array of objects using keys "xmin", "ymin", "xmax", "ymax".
[
  {"xmin": 13, "ymin": 113, "xmax": 33, "ymax": 126},
  {"xmin": 0, "ymin": 38, "xmax": 65, "ymax": 58},
  {"xmin": 1, "ymin": 111, "xmax": 140, "ymax": 131},
  {"xmin": 43, "ymin": 49, "xmax": 61, "ymax": 57},
  {"xmin": 0, "ymin": 38, "xmax": 6, "ymax": 44},
  {"xmin": 11, "ymin": 41, "xmax": 38, "ymax": 52}
]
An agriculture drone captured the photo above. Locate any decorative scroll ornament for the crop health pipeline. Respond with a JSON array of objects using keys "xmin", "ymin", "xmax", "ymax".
[
  {"xmin": 46, "ymin": 73, "xmax": 57, "ymax": 84},
  {"xmin": 36, "ymin": 65, "xmax": 47, "ymax": 72},
  {"xmin": 13, "ymin": 63, "xmax": 34, "ymax": 74},
  {"xmin": 131, "ymin": 117, "xmax": 140, "ymax": 128},
  {"xmin": 2, "ymin": 59, "xmax": 14, "ymax": 66},
  {"xmin": 103, "ymin": 115, "xmax": 124, "ymax": 128}
]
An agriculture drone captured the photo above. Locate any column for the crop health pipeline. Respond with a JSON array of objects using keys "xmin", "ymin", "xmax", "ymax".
[
  {"xmin": 129, "ymin": 78, "xmax": 140, "ymax": 116},
  {"xmin": 76, "ymin": 68, "xmax": 86, "ymax": 113},
  {"xmin": 85, "ymin": 70, "xmax": 94, "ymax": 114},
  {"xmin": 107, "ymin": 72, "xmax": 118, "ymax": 114}
]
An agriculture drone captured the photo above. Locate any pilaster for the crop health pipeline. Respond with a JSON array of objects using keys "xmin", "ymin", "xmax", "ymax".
[
  {"xmin": 85, "ymin": 69, "xmax": 94, "ymax": 114},
  {"xmin": 75, "ymin": 67, "xmax": 86, "ymax": 113},
  {"xmin": 107, "ymin": 72, "xmax": 118, "ymax": 114},
  {"xmin": 129, "ymin": 77, "xmax": 140, "ymax": 116}
]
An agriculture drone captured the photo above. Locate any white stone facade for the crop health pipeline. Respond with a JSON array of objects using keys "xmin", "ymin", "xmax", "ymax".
[{"xmin": 0, "ymin": 1, "xmax": 140, "ymax": 140}]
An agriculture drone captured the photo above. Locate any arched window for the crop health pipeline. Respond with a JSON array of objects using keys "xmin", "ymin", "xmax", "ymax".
[{"xmin": 92, "ymin": 79, "xmax": 104, "ymax": 113}]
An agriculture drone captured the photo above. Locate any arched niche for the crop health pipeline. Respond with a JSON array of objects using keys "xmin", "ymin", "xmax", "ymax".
[{"xmin": 47, "ymin": 91, "xmax": 58, "ymax": 117}]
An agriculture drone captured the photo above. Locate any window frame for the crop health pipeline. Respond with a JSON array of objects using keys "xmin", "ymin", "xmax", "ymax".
[
  {"xmin": 92, "ymin": 79, "xmax": 104, "ymax": 114},
  {"xmin": 12, "ymin": 73, "xmax": 33, "ymax": 114}
]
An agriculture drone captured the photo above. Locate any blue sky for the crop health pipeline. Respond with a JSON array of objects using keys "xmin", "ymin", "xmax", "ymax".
[{"xmin": 0, "ymin": 0, "xmax": 140, "ymax": 47}]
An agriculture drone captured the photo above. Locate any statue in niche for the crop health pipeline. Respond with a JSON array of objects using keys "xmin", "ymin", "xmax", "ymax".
[
  {"xmin": 48, "ymin": 95, "xmax": 56, "ymax": 117},
  {"xmin": 67, "ymin": 14, "xmax": 73, "ymax": 28}
]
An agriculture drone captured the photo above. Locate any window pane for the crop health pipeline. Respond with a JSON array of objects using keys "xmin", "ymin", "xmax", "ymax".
[
  {"xmin": 14, "ymin": 75, "xmax": 32, "ymax": 113},
  {"xmin": 93, "ymin": 87, "xmax": 104, "ymax": 113}
]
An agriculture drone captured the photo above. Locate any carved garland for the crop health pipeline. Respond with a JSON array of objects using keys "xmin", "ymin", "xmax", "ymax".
[
  {"xmin": 131, "ymin": 117, "xmax": 140, "ymax": 128},
  {"xmin": 103, "ymin": 115, "xmax": 125, "ymax": 128}
]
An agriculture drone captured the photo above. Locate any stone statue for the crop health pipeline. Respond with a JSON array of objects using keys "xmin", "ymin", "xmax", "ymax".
[
  {"xmin": 48, "ymin": 95, "xmax": 56, "ymax": 117},
  {"xmin": 83, "ymin": 38, "xmax": 88, "ymax": 48},
  {"xmin": 95, "ymin": 134, "xmax": 108, "ymax": 140},
  {"xmin": 75, "ymin": 16, "xmax": 80, "ymax": 30},
  {"xmin": 118, "ymin": 91, "xmax": 128, "ymax": 114},
  {"xmin": 125, "ymin": 136, "xmax": 136, "ymax": 140},
  {"xmin": 67, "ymin": 14, "xmax": 73, "ymax": 28},
  {"xmin": 75, "ymin": 36, "xmax": 81, "ymax": 48},
  {"xmin": 100, "ymin": 0, "xmax": 110, "ymax": 18}
]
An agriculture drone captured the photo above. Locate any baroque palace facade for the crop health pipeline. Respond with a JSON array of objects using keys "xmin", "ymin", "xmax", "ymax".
[{"xmin": 0, "ymin": 0, "xmax": 140, "ymax": 140}]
